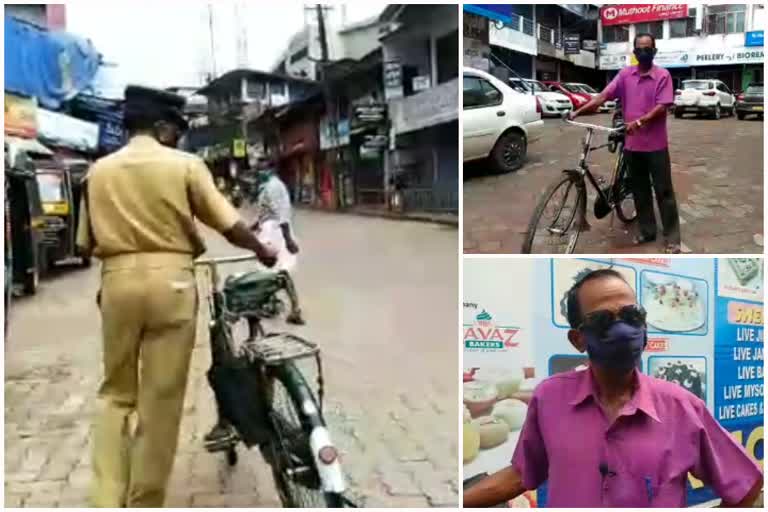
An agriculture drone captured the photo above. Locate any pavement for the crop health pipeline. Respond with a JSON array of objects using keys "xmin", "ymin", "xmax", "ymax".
[
  {"xmin": 4, "ymin": 210, "xmax": 459, "ymax": 508},
  {"xmin": 464, "ymin": 113, "xmax": 764, "ymax": 254}
]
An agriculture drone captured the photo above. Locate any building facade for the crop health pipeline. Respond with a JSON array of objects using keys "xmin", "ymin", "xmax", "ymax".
[
  {"xmin": 381, "ymin": 4, "xmax": 459, "ymax": 214},
  {"xmin": 598, "ymin": 3, "xmax": 765, "ymax": 91},
  {"xmin": 464, "ymin": 4, "xmax": 603, "ymax": 87}
]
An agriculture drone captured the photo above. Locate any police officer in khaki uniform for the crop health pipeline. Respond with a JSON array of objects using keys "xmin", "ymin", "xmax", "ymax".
[{"xmin": 77, "ymin": 85, "xmax": 276, "ymax": 508}]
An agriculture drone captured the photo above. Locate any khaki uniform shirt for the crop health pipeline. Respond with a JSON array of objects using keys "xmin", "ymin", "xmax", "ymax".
[{"xmin": 76, "ymin": 135, "xmax": 239, "ymax": 260}]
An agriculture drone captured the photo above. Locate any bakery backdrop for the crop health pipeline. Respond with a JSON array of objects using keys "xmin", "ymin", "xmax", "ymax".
[{"xmin": 462, "ymin": 257, "xmax": 764, "ymax": 508}]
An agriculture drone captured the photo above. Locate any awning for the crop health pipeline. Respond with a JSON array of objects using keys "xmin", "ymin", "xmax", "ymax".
[{"xmin": 5, "ymin": 136, "xmax": 54, "ymax": 169}]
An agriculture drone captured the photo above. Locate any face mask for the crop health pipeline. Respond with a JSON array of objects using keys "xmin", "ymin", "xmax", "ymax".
[
  {"xmin": 634, "ymin": 47, "xmax": 656, "ymax": 66},
  {"xmin": 583, "ymin": 321, "xmax": 647, "ymax": 373}
]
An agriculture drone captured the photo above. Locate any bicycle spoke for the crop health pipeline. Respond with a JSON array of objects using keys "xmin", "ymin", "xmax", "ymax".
[{"xmin": 525, "ymin": 176, "xmax": 584, "ymax": 254}]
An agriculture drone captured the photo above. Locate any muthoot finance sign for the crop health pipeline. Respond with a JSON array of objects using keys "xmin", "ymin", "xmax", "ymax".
[{"xmin": 601, "ymin": 4, "xmax": 688, "ymax": 26}]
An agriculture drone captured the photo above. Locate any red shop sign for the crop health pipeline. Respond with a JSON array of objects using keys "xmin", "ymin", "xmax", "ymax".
[{"xmin": 601, "ymin": 4, "xmax": 688, "ymax": 26}]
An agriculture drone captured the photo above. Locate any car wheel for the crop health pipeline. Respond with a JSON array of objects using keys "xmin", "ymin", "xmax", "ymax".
[
  {"xmin": 491, "ymin": 131, "xmax": 526, "ymax": 174},
  {"xmin": 737, "ymin": 112, "xmax": 746, "ymax": 120},
  {"xmin": 674, "ymin": 109, "xmax": 683, "ymax": 119},
  {"xmin": 713, "ymin": 104, "xmax": 721, "ymax": 120}
]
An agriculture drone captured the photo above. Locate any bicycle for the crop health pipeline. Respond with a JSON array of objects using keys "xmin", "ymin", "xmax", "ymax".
[
  {"xmin": 521, "ymin": 116, "xmax": 636, "ymax": 254},
  {"xmin": 195, "ymin": 254, "xmax": 351, "ymax": 508}
]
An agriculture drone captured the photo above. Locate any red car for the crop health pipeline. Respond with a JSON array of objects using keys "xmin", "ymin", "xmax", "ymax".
[{"xmin": 542, "ymin": 81, "xmax": 593, "ymax": 112}]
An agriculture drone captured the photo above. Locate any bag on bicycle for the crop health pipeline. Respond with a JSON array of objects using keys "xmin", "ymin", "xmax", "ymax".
[
  {"xmin": 207, "ymin": 359, "xmax": 273, "ymax": 447},
  {"xmin": 224, "ymin": 271, "xmax": 284, "ymax": 314}
]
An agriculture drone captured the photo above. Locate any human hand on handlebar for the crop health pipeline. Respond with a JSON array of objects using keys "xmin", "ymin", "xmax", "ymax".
[
  {"xmin": 255, "ymin": 244, "xmax": 278, "ymax": 268},
  {"xmin": 625, "ymin": 120, "xmax": 641, "ymax": 135},
  {"xmin": 567, "ymin": 110, "xmax": 579, "ymax": 121}
]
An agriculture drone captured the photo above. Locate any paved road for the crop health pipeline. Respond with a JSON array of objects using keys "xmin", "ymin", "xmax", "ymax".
[
  {"xmin": 464, "ymin": 114, "xmax": 764, "ymax": 254},
  {"xmin": 5, "ymin": 210, "xmax": 459, "ymax": 508}
]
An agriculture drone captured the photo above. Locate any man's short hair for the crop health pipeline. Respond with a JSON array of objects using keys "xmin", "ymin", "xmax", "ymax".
[
  {"xmin": 634, "ymin": 32, "xmax": 656, "ymax": 48},
  {"xmin": 566, "ymin": 268, "xmax": 629, "ymax": 328}
]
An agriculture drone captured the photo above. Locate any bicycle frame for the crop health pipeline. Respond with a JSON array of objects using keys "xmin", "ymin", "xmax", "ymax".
[{"xmin": 568, "ymin": 120, "xmax": 625, "ymax": 209}]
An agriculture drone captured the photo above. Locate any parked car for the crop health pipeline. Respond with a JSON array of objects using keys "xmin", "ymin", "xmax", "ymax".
[
  {"xmin": 674, "ymin": 79, "xmax": 736, "ymax": 119},
  {"xmin": 568, "ymin": 83, "xmax": 617, "ymax": 112},
  {"xmin": 542, "ymin": 81, "xmax": 592, "ymax": 112},
  {"xmin": 508, "ymin": 78, "xmax": 573, "ymax": 117},
  {"xmin": 463, "ymin": 67, "xmax": 544, "ymax": 173},
  {"xmin": 735, "ymin": 83, "xmax": 764, "ymax": 120}
]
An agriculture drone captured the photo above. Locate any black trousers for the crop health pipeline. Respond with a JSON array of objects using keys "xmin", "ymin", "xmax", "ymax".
[{"xmin": 625, "ymin": 148, "xmax": 681, "ymax": 244}]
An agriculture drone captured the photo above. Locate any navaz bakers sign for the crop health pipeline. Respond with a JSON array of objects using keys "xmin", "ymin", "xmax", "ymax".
[
  {"xmin": 601, "ymin": 4, "xmax": 688, "ymax": 26},
  {"xmin": 464, "ymin": 310, "xmax": 521, "ymax": 351}
]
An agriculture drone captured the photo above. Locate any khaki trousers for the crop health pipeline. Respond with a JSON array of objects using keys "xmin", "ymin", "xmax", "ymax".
[{"xmin": 91, "ymin": 254, "xmax": 197, "ymax": 507}]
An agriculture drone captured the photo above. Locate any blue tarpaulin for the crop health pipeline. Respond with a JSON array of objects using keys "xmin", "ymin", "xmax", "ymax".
[{"xmin": 5, "ymin": 15, "xmax": 102, "ymax": 110}]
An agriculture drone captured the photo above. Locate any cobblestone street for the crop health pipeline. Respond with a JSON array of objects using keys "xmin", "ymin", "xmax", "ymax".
[
  {"xmin": 464, "ymin": 114, "xmax": 764, "ymax": 254},
  {"xmin": 5, "ymin": 210, "xmax": 459, "ymax": 508}
]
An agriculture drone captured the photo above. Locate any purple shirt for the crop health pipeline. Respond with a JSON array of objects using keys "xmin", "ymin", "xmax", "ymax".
[
  {"xmin": 602, "ymin": 65, "xmax": 674, "ymax": 152},
  {"xmin": 511, "ymin": 368, "xmax": 763, "ymax": 507}
]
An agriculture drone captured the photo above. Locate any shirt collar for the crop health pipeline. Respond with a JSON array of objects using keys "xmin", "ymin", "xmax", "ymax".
[
  {"xmin": 630, "ymin": 65, "xmax": 660, "ymax": 80},
  {"xmin": 129, "ymin": 134, "xmax": 161, "ymax": 148},
  {"xmin": 569, "ymin": 366, "xmax": 661, "ymax": 423}
]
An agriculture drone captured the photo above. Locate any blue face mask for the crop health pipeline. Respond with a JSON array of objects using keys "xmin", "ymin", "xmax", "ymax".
[{"xmin": 583, "ymin": 321, "xmax": 647, "ymax": 373}]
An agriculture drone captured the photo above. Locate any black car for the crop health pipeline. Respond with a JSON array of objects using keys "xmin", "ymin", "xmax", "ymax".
[{"xmin": 735, "ymin": 83, "xmax": 764, "ymax": 120}]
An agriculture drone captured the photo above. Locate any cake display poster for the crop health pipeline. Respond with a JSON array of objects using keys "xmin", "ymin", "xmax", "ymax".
[{"xmin": 463, "ymin": 258, "xmax": 763, "ymax": 508}]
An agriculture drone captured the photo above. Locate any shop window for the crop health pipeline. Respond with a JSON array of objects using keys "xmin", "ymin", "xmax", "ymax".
[
  {"xmin": 670, "ymin": 9, "xmax": 697, "ymax": 38},
  {"xmin": 437, "ymin": 30, "xmax": 459, "ymax": 84},
  {"xmin": 634, "ymin": 21, "xmax": 664, "ymax": 41},
  {"xmin": 603, "ymin": 25, "xmax": 629, "ymax": 43},
  {"xmin": 706, "ymin": 4, "xmax": 746, "ymax": 35}
]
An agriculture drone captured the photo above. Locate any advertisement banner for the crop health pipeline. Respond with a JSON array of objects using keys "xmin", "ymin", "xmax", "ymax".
[
  {"xmin": 5, "ymin": 93, "xmax": 38, "ymax": 138},
  {"xmin": 693, "ymin": 48, "xmax": 764, "ymax": 66},
  {"xmin": 463, "ymin": 258, "xmax": 764, "ymax": 508},
  {"xmin": 601, "ymin": 4, "xmax": 688, "ymax": 27}
]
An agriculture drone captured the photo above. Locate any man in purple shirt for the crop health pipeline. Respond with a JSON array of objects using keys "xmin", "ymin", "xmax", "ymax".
[
  {"xmin": 570, "ymin": 33, "xmax": 682, "ymax": 254},
  {"xmin": 463, "ymin": 269, "xmax": 763, "ymax": 508}
]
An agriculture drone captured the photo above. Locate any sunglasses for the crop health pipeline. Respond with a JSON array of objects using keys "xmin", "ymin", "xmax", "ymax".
[{"xmin": 578, "ymin": 304, "xmax": 647, "ymax": 334}]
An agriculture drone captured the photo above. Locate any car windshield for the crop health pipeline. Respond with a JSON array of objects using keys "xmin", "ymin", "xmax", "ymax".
[
  {"xmin": 573, "ymin": 84, "xmax": 597, "ymax": 93},
  {"xmin": 562, "ymin": 83, "xmax": 583, "ymax": 93},
  {"xmin": 682, "ymin": 81, "xmax": 712, "ymax": 91},
  {"xmin": 526, "ymin": 81, "xmax": 548, "ymax": 92},
  {"xmin": 508, "ymin": 81, "xmax": 527, "ymax": 93},
  {"xmin": 746, "ymin": 85, "xmax": 764, "ymax": 95},
  {"xmin": 36, "ymin": 173, "xmax": 65, "ymax": 202}
]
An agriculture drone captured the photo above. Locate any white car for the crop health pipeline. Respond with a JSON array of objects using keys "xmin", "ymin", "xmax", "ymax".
[
  {"xmin": 463, "ymin": 67, "xmax": 544, "ymax": 173},
  {"xmin": 509, "ymin": 78, "xmax": 573, "ymax": 117},
  {"xmin": 568, "ymin": 83, "xmax": 616, "ymax": 112},
  {"xmin": 674, "ymin": 79, "xmax": 736, "ymax": 119}
]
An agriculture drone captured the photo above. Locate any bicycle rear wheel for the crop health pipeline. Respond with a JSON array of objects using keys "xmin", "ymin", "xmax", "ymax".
[
  {"xmin": 522, "ymin": 172, "xmax": 586, "ymax": 254},
  {"xmin": 611, "ymin": 149, "xmax": 637, "ymax": 224},
  {"xmin": 265, "ymin": 362, "xmax": 345, "ymax": 508}
]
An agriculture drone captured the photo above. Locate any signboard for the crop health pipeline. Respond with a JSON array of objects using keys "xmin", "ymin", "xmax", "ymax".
[
  {"xmin": 37, "ymin": 108, "xmax": 99, "ymax": 152},
  {"xmin": 319, "ymin": 117, "xmax": 350, "ymax": 150},
  {"xmin": 5, "ymin": 94, "xmax": 38, "ymax": 138},
  {"xmin": 383, "ymin": 60, "xmax": 403, "ymax": 100},
  {"xmin": 693, "ymin": 48, "xmax": 764, "ymax": 66},
  {"xmin": 563, "ymin": 34, "xmax": 581, "ymax": 55},
  {"xmin": 413, "ymin": 75, "xmax": 431, "ymax": 92},
  {"xmin": 352, "ymin": 103, "xmax": 387, "ymax": 125},
  {"xmin": 362, "ymin": 134, "xmax": 388, "ymax": 150},
  {"xmin": 599, "ymin": 53, "xmax": 629, "ymax": 70},
  {"xmin": 582, "ymin": 40, "xmax": 598, "ymax": 52},
  {"xmin": 601, "ymin": 4, "xmax": 688, "ymax": 27},
  {"xmin": 463, "ymin": 4, "xmax": 512, "ymax": 24},
  {"xmin": 232, "ymin": 139, "xmax": 246, "ymax": 158},
  {"xmin": 463, "ymin": 258, "xmax": 764, "ymax": 508},
  {"xmin": 745, "ymin": 31, "xmax": 764, "ymax": 48}
]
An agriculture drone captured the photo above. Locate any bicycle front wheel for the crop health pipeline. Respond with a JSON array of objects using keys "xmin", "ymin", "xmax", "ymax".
[
  {"xmin": 522, "ymin": 172, "xmax": 586, "ymax": 254},
  {"xmin": 612, "ymin": 149, "xmax": 637, "ymax": 224},
  {"xmin": 265, "ymin": 362, "xmax": 345, "ymax": 508}
]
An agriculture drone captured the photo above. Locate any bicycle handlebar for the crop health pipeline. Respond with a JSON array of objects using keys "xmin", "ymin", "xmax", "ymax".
[
  {"xmin": 195, "ymin": 254, "xmax": 258, "ymax": 267},
  {"xmin": 563, "ymin": 118, "xmax": 624, "ymax": 133}
]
